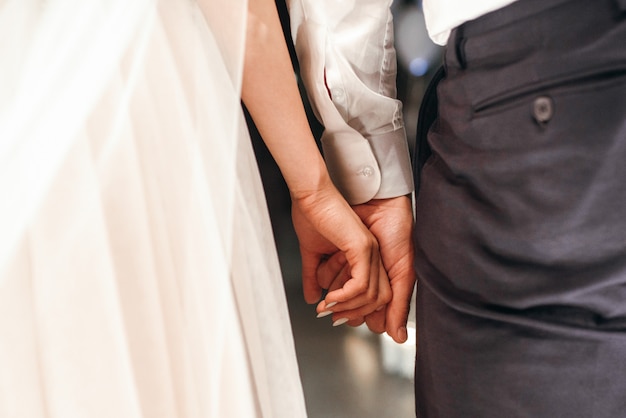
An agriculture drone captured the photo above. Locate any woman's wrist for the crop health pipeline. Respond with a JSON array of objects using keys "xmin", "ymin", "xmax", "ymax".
[{"xmin": 287, "ymin": 163, "xmax": 336, "ymax": 203}]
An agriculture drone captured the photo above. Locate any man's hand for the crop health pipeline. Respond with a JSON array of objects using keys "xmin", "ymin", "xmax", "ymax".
[{"xmin": 318, "ymin": 196, "xmax": 416, "ymax": 343}]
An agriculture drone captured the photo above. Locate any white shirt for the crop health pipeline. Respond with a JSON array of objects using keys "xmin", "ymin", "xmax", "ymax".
[
  {"xmin": 423, "ymin": 0, "xmax": 519, "ymax": 45},
  {"xmin": 288, "ymin": 0, "xmax": 414, "ymax": 204},
  {"xmin": 288, "ymin": 0, "xmax": 518, "ymax": 204}
]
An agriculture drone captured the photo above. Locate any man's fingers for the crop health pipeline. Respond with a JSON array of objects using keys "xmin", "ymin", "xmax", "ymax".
[
  {"xmin": 364, "ymin": 309, "xmax": 386, "ymax": 334},
  {"xmin": 317, "ymin": 252, "xmax": 348, "ymax": 290},
  {"xmin": 385, "ymin": 275, "xmax": 416, "ymax": 343},
  {"xmin": 301, "ymin": 247, "xmax": 323, "ymax": 304},
  {"xmin": 347, "ymin": 317, "xmax": 365, "ymax": 327},
  {"xmin": 319, "ymin": 309, "xmax": 384, "ymax": 334}
]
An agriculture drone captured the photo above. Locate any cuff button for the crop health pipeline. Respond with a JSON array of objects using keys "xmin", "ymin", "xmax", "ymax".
[{"xmin": 358, "ymin": 165, "xmax": 375, "ymax": 177}]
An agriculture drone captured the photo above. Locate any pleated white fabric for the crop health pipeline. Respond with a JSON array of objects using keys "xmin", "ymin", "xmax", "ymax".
[{"xmin": 0, "ymin": 0, "xmax": 307, "ymax": 417}]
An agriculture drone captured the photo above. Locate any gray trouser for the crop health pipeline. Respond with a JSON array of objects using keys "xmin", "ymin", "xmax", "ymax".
[{"xmin": 413, "ymin": 0, "xmax": 626, "ymax": 416}]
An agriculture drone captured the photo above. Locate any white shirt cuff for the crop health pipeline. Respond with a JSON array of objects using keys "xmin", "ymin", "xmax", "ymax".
[{"xmin": 321, "ymin": 127, "xmax": 413, "ymax": 205}]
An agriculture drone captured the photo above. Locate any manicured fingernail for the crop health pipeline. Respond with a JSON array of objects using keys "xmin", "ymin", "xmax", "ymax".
[
  {"xmin": 333, "ymin": 318, "xmax": 349, "ymax": 327},
  {"xmin": 317, "ymin": 310, "xmax": 333, "ymax": 318},
  {"xmin": 398, "ymin": 326, "xmax": 408, "ymax": 343},
  {"xmin": 325, "ymin": 301, "xmax": 337, "ymax": 309}
]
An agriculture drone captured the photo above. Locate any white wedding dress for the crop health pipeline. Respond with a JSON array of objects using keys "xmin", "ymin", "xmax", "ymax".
[{"xmin": 0, "ymin": 0, "xmax": 307, "ymax": 416}]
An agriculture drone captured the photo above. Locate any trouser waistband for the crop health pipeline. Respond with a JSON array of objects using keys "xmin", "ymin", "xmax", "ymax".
[{"xmin": 449, "ymin": 0, "xmax": 626, "ymax": 70}]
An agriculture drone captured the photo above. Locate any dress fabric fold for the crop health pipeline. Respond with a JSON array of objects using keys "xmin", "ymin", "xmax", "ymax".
[{"xmin": 0, "ymin": 1, "xmax": 307, "ymax": 417}]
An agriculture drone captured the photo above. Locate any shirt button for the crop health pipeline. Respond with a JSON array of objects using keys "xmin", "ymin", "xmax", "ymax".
[
  {"xmin": 358, "ymin": 166, "xmax": 375, "ymax": 177},
  {"xmin": 532, "ymin": 96, "xmax": 554, "ymax": 124},
  {"xmin": 331, "ymin": 88, "xmax": 345, "ymax": 101}
]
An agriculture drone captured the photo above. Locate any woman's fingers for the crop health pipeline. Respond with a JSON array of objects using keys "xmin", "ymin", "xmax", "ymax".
[
  {"xmin": 291, "ymin": 188, "xmax": 381, "ymax": 308},
  {"xmin": 316, "ymin": 256, "xmax": 391, "ymax": 321},
  {"xmin": 323, "ymin": 242, "xmax": 381, "ymax": 306},
  {"xmin": 292, "ymin": 187, "xmax": 395, "ymax": 322}
]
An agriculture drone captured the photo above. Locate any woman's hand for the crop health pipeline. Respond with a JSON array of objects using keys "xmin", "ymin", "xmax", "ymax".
[
  {"xmin": 240, "ymin": 0, "xmax": 398, "ymax": 330},
  {"xmin": 291, "ymin": 181, "xmax": 392, "ymax": 321},
  {"xmin": 313, "ymin": 196, "xmax": 416, "ymax": 343}
]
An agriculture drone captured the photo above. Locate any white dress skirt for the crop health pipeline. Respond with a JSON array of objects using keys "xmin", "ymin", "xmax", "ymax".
[{"xmin": 0, "ymin": 0, "xmax": 307, "ymax": 416}]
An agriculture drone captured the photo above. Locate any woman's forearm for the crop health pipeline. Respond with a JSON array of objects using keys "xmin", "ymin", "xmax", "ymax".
[{"xmin": 241, "ymin": 0, "xmax": 330, "ymax": 198}]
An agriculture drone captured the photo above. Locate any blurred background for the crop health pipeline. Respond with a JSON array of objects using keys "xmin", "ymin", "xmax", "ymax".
[{"xmin": 248, "ymin": 1, "xmax": 442, "ymax": 416}]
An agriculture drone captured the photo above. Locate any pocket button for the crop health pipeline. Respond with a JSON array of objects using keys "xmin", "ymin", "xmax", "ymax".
[{"xmin": 532, "ymin": 96, "xmax": 554, "ymax": 124}]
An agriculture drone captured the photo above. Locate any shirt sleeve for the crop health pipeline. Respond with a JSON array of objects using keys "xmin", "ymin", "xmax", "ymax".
[{"xmin": 287, "ymin": 0, "xmax": 414, "ymax": 205}]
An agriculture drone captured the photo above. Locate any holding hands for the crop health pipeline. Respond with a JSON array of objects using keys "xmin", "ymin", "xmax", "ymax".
[
  {"xmin": 291, "ymin": 182, "xmax": 393, "ymax": 323},
  {"xmin": 241, "ymin": 0, "xmax": 414, "ymax": 345},
  {"xmin": 292, "ymin": 194, "xmax": 416, "ymax": 344}
]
